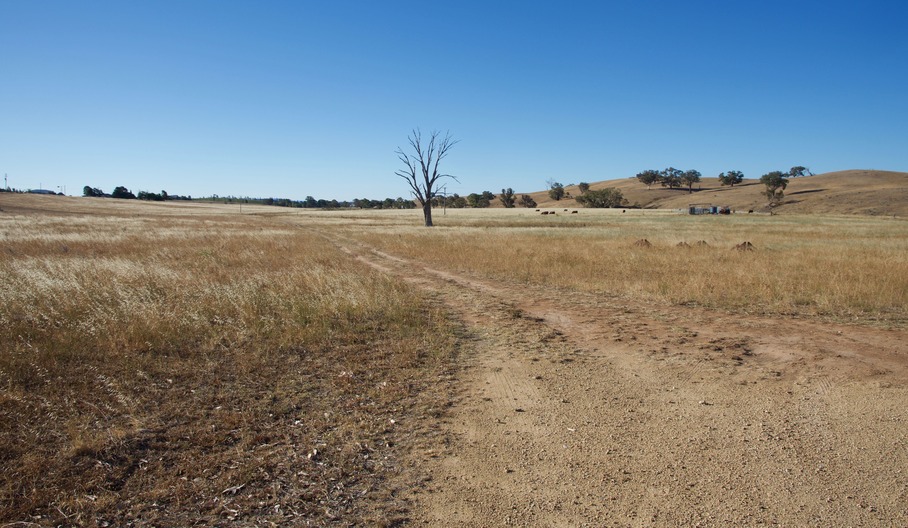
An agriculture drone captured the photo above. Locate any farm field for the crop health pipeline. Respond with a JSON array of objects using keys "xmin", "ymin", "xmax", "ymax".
[
  {"xmin": 2, "ymin": 194, "xmax": 907, "ymax": 526},
  {"xmin": 519, "ymin": 169, "xmax": 908, "ymax": 216}
]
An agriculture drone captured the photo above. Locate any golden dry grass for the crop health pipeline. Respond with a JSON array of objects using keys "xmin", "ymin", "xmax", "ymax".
[
  {"xmin": 1, "ymin": 192, "xmax": 906, "ymax": 525},
  {"xmin": 330, "ymin": 208, "xmax": 908, "ymax": 327},
  {"xmin": 0, "ymin": 200, "xmax": 456, "ymax": 525},
  {"xmin": 506, "ymin": 169, "xmax": 908, "ymax": 216}
]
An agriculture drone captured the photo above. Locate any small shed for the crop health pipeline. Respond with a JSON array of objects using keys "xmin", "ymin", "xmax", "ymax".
[
  {"xmin": 689, "ymin": 203, "xmax": 731, "ymax": 215},
  {"xmin": 688, "ymin": 203, "xmax": 714, "ymax": 215}
]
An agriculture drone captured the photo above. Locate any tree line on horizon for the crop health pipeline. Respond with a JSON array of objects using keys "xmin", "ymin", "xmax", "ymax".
[
  {"xmin": 83, "ymin": 186, "xmax": 192, "ymax": 201},
  {"xmin": 79, "ymin": 182, "xmax": 545, "ymax": 211},
  {"xmin": 83, "ymin": 184, "xmax": 422, "ymax": 209},
  {"xmin": 77, "ymin": 155, "xmax": 811, "ymax": 218}
]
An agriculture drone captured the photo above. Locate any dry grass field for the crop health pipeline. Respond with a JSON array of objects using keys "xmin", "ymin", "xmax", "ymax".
[
  {"xmin": 0, "ymin": 195, "xmax": 457, "ymax": 526},
  {"xmin": 518, "ymin": 169, "xmax": 908, "ymax": 216},
  {"xmin": 2, "ymin": 192, "xmax": 907, "ymax": 526},
  {"xmin": 335, "ymin": 207, "xmax": 908, "ymax": 327}
]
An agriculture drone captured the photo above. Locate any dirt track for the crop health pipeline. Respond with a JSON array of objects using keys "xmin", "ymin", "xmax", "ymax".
[{"xmin": 329, "ymin": 234, "xmax": 908, "ymax": 526}]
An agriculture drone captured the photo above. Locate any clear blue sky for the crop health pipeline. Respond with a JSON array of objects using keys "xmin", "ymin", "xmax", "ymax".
[{"xmin": 2, "ymin": 1, "xmax": 906, "ymax": 200}]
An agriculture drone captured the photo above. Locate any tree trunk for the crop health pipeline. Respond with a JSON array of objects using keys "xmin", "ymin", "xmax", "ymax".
[{"xmin": 423, "ymin": 202, "xmax": 433, "ymax": 227}]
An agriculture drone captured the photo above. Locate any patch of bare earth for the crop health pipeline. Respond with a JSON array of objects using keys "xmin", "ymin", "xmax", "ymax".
[{"xmin": 327, "ymin": 233, "xmax": 908, "ymax": 526}]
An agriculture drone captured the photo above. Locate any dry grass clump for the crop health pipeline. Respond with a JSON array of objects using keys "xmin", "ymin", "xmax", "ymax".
[
  {"xmin": 338, "ymin": 211, "xmax": 908, "ymax": 326},
  {"xmin": 0, "ymin": 212, "xmax": 456, "ymax": 526}
]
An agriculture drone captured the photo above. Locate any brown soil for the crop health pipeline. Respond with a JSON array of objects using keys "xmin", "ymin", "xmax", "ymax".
[{"xmin": 328, "ymin": 234, "xmax": 908, "ymax": 526}]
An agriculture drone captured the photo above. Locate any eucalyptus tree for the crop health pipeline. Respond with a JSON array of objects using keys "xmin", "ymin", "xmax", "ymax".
[
  {"xmin": 499, "ymin": 188, "xmax": 516, "ymax": 208},
  {"xmin": 681, "ymin": 169, "xmax": 701, "ymax": 193},
  {"xmin": 717, "ymin": 170, "xmax": 744, "ymax": 186},
  {"xmin": 659, "ymin": 167, "xmax": 684, "ymax": 189},
  {"xmin": 636, "ymin": 169, "xmax": 661, "ymax": 189},
  {"xmin": 760, "ymin": 171, "xmax": 789, "ymax": 204}
]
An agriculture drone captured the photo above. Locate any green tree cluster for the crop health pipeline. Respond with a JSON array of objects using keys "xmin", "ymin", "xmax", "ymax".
[
  {"xmin": 789, "ymin": 166, "xmax": 812, "ymax": 177},
  {"xmin": 760, "ymin": 171, "xmax": 789, "ymax": 204},
  {"xmin": 499, "ymin": 188, "xmax": 516, "ymax": 208},
  {"xmin": 635, "ymin": 170, "xmax": 661, "ymax": 189},
  {"xmin": 84, "ymin": 185, "xmax": 192, "ymax": 200},
  {"xmin": 137, "ymin": 190, "xmax": 168, "ymax": 201},
  {"xmin": 111, "ymin": 186, "xmax": 136, "ymax": 199},
  {"xmin": 659, "ymin": 167, "xmax": 684, "ymax": 189},
  {"xmin": 443, "ymin": 194, "xmax": 468, "ymax": 208},
  {"xmin": 519, "ymin": 194, "xmax": 537, "ymax": 208},
  {"xmin": 575, "ymin": 188, "xmax": 627, "ymax": 208},
  {"xmin": 717, "ymin": 170, "xmax": 744, "ymax": 186},
  {"xmin": 466, "ymin": 191, "xmax": 495, "ymax": 208},
  {"xmin": 680, "ymin": 170, "xmax": 701, "ymax": 193},
  {"xmin": 547, "ymin": 181, "xmax": 565, "ymax": 200},
  {"xmin": 636, "ymin": 168, "xmax": 699, "ymax": 190},
  {"xmin": 354, "ymin": 197, "xmax": 417, "ymax": 209}
]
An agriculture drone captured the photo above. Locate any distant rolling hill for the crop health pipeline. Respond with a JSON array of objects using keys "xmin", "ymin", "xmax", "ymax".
[{"xmin": 507, "ymin": 170, "xmax": 908, "ymax": 216}]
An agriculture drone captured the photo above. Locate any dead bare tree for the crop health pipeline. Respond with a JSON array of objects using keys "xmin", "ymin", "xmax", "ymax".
[{"xmin": 395, "ymin": 129, "xmax": 458, "ymax": 227}]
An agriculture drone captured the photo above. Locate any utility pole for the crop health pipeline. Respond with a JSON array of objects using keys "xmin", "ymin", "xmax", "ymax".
[{"xmin": 437, "ymin": 185, "xmax": 448, "ymax": 216}]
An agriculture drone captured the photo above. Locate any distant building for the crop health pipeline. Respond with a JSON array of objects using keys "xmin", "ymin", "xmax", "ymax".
[
  {"xmin": 689, "ymin": 203, "xmax": 731, "ymax": 215},
  {"xmin": 27, "ymin": 189, "xmax": 56, "ymax": 195}
]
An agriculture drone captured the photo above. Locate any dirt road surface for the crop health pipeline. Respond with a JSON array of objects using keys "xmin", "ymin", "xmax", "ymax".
[{"xmin": 328, "ymin": 233, "xmax": 908, "ymax": 526}]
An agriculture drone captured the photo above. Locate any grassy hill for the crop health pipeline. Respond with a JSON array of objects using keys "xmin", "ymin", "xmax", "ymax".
[{"xmin": 507, "ymin": 169, "xmax": 908, "ymax": 216}]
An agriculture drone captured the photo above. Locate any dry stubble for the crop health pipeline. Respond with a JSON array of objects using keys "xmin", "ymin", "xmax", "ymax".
[{"xmin": 0, "ymin": 208, "xmax": 456, "ymax": 526}]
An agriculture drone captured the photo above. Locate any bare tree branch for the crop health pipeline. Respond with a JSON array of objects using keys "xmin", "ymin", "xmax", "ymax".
[{"xmin": 395, "ymin": 128, "xmax": 458, "ymax": 227}]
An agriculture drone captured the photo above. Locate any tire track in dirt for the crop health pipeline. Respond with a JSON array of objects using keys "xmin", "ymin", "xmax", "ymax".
[{"xmin": 320, "ymin": 231, "xmax": 908, "ymax": 526}]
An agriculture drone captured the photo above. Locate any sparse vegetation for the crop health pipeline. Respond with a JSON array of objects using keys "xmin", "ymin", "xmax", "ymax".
[
  {"xmin": 0, "ymin": 207, "xmax": 456, "ymax": 525},
  {"xmin": 1, "ymin": 182, "xmax": 906, "ymax": 525},
  {"xmin": 344, "ymin": 210, "xmax": 907, "ymax": 326}
]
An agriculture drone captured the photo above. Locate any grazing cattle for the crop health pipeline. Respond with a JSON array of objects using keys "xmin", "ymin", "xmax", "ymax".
[{"xmin": 571, "ymin": 210, "xmax": 578, "ymax": 214}]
